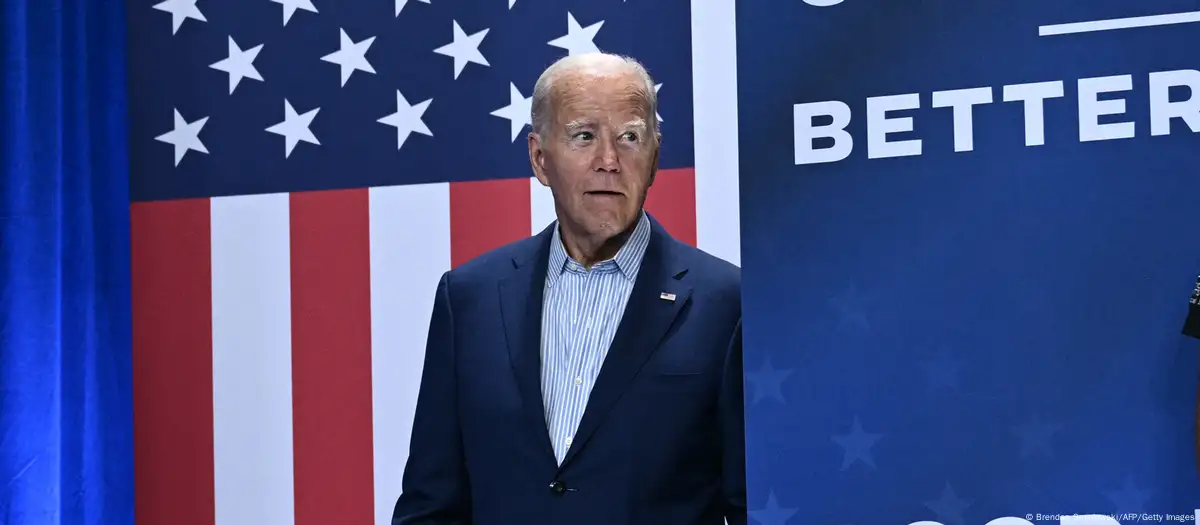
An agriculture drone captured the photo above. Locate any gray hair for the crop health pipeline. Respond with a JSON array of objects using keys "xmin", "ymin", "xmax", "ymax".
[{"xmin": 529, "ymin": 53, "xmax": 660, "ymax": 145}]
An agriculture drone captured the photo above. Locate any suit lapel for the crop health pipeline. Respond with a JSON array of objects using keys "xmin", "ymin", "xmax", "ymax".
[
  {"xmin": 498, "ymin": 225, "xmax": 558, "ymax": 465},
  {"xmin": 559, "ymin": 220, "xmax": 693, "ymax": 468}
]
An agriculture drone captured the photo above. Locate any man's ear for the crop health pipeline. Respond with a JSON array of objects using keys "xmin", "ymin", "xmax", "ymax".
[{"xmin": 528, "ymin": 132, "xmax": 550, "ymax": 187}]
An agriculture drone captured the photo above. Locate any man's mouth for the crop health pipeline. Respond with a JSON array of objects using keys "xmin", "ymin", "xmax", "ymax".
[{"xmin": 585, "ymin": 190, "xmax": 622, "ymax": 196}]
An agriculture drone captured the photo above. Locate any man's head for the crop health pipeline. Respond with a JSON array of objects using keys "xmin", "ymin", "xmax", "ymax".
[{"xmin": 527, "ymin": 53, "xmax": 661, "ymax": 257}]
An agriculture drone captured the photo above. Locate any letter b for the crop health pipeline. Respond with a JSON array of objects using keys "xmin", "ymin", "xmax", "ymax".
[{"xmin": 794, "ymin": 100, "xmax": 852, "ymax": 165}]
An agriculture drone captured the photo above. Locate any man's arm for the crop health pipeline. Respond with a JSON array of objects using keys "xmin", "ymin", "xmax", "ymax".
[
  {"xmin": 392, "ymin": 272, "xmax": 471, "ymax": 525},
  {"xmin": 718, "ymin": 317, "xmax": 748, "ymax": 525}
]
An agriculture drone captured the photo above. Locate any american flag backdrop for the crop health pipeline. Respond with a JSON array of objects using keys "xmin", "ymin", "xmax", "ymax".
[{"xmin": 127, "ymin": 0, "xmax": 739, "ymax": 524}]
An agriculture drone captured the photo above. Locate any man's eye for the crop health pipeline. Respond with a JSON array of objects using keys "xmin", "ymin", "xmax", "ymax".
[
  {"xmin": 574, "ymin": 132, "xmax": 593, "ymax": 140},
  {"xmin": 622, "ymin": 132, "xmax": 638, "ymax": 141}
]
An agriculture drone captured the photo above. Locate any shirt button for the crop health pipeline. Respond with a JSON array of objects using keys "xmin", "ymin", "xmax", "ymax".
[
  {"xmin": 574, "ymin": 376, "xmax": 582, "ymax": 385},
  {"xmin": 565, "ymin": 436, "xmax": 573, "ymax": 446}
]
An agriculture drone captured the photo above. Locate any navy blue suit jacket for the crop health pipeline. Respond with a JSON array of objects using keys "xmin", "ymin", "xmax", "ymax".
[{"xmin": 392, "ymin": 214, "xmax": 746, "ymax": 525}]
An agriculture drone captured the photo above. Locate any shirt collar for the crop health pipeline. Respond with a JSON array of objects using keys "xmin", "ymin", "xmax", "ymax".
[{"xmin": 546, "ymin": 210, "xmax": 651, "ymax": 287}]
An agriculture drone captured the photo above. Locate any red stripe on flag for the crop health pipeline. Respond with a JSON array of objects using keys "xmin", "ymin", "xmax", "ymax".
[
  {"xmin": 289, "ymin": 189, "xmax": 375, "ymax": 525},
  {"xmin": 450, "ymin": 178, "xmax": 532, "ymax": 268},
  {"xmin": 131, "ymin": 198, "xmax": 215, "ymax": 525},
  {"xmin": 645, "ymin": 167, "xmax": 697, "ymax": 247}
]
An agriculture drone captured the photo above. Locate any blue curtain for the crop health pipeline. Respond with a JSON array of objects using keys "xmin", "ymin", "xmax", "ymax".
[{"xmin": 0, "ymin": 0, "xmax": 133, "ymax": 523}]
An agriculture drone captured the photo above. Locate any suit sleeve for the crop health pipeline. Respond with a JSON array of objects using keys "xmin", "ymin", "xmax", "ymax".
[
  {"xmin": 392, "ymin": 272, "xmax": 472, "ymax": 525},
  {"xmin": 719, "ymin": 317, "xmax": 748, "ymax": 525}
]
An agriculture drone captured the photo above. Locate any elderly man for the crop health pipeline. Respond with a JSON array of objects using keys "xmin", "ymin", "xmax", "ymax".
[{"xmin": 391, "ymin": 53, "xmax": 746, "ymax": 525}]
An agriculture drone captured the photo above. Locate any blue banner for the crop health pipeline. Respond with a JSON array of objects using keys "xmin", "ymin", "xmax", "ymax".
[{"xmin": 737, "ymin": 0, "xmax": 1200, "ymax": 523}]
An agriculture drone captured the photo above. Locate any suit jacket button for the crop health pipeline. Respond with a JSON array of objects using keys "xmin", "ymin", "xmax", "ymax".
[{"xmin": 548, "ymin": 480, "xmax": 566, "ymax": 494}]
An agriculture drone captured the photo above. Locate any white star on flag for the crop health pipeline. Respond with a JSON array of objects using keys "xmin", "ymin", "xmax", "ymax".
[
  {"xmin": 210, "ymin": 37, "xmax": 264, "ymax": 94},
  {"xmin": 378, "ymin": 90, "xmax": 433, "ymax": 150},
  {"xmin": 321, "ymin": 28, "xmax": 377, "ymax": 87},
  {"xmin": 155, "ymin": 109, "xmax": 209, "ymax": 166},
  {"xmin": 268, "ymin": 0, "xmax": 317, "ymax": 26},
  {"xmin": 395, "ymin": 0, "xmax": 431, "ymax": 17},
  {"xmin": 152, "ymin": 0, "xmax": 206, "ymax": 34},
  {"xmin": 265, "ymin": 99, "xmax": 321, "ymax": 158},
  {"xmin": 548, "ymin": 12, "xmax": 603, "ymax": 56},
  {"xmin": 654, "ymin": 83, "xmax": 663, "ymax": 123},
  {"xmin": 433, "ymin": 21, "xmax": 490, "ymax": 79},
  {"xmin": 490, "ymin": 83, "xmax": 532, "ymax": 142}
]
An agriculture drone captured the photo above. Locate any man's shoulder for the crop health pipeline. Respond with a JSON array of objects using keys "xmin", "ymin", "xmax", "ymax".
[
  {"xmin": 667, "ymin": 238, "xmax": 741, "ymax": 295},
  {"xmin": 444, "ymin": 233, "xmax": 545, "ymax": 287},
  {"xmin": 664, "ymin": 239, "xmax": 742, "ymax": 333}
]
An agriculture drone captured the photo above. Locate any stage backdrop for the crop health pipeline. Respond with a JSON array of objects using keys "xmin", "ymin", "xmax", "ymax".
[
  {"xmin": 126, "ymin": 0, "xmax": 739, "ymax": 523},
  {"xmin": 737, "ymin": 0, "xmax": 1200, "ymax": 523}
]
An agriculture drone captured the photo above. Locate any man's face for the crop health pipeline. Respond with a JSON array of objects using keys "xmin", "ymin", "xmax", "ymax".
[{"xmin": 528, "ymin": 68, "xmax": 660, "ymax": 243}]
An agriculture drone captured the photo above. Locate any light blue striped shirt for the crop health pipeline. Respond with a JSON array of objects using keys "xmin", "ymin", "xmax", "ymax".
[{"xmin": 539, "ymin": 211, "xmax": 651, "ymax": 465}]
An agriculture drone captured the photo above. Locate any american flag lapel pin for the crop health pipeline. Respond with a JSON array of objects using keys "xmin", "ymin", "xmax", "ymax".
[{"xmin": 659, "ymin": 292, "xmax": 676, "ymax": 302}]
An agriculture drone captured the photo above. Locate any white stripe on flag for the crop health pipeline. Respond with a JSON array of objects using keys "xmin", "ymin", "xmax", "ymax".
[
  {"xmin": 530, "ymin": 177, "xmax": 557, "ymax": 235},
  {"xmin": 211, "ymin": 193, "xmax": 297, "ymax": 525},
  {"xmin": 692, "ymin": 0, "xmax": 741, "ymax": 267},
  {"xmin": 370, "ymin": 183, "xmax": 453, "ymax": 525}
]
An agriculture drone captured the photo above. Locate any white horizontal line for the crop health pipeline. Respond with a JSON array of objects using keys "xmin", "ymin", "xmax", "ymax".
[{"xmin": 1038, "ymin": 10, "xmax": 1200, "ymax": 35}]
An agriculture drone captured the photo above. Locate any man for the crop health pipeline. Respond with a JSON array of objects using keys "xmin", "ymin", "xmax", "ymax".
[{"xmin": 391, "ymin": 53, "xmax": 746, "ymax": 525}]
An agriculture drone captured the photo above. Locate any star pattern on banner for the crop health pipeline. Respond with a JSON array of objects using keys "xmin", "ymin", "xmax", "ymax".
[
  {"xmin": 749, "ymin": 491, "xmax": 798, "ymax": 525},
  {"xmin": 395, "ymin": 0, "xmax": 431, "ymax": 17},
  {"xmin": 378, "ymin": 90, "xmax": 434, "ymax": 150},
  {"xmin": 920, "ymin": 348, "xmax": 964, "ymax": 391},
  {"xmin": 1011, "ymin": 414, "xmax": 1063, "ymax": 459},
  {"xmin": 924, "ymin": 483, "xmax": 973, "ymax": 525},
  {"xmin": 153, "ymin": 0, "xmax": 206, "ymax": 34},
  {"xmin": 209, "ymin": 37, "xmax": 264, "ymax": 94},
  {"xmin": 831, "ymin": 416, "xmax": 883, "ymax": 470},
  {"xmin": 680, "ymin": 0, "xmax": 1189, "ymax": 516},
  {"xmin": 1103, "ymin": 475, "xmax": 1152, "ymax": 513},
  {"xmin": 548, "ymin": 12, "xmax": 604, "ymax": 56},
  {"xmin": 745, "ymin": 355, "xmax": 793, "ymax": 406},
  {"xmin": 321, "ymin": 28, "xmax": 377, "ymax": 87},
  {"xmin": 155, "ymin": 109, "xmax": 209, "ymax": 166},
  {"xmin": 269, "ymin": 0, "xmax": 317, "ymax": 26},
  {"xmin": 434, "ymin": 21, "xmax": 490, "ymax": 79},
  {"xmin": 830, "ymin": 281, "xmax": 872, "ymax": 332},
  {"xmin": 265, "ymin": 99, "xmax": 321, "ymax": 158},
  {"xmin": 490, "ymin": 83, "xmax": 532, "ymax": 142},
  {"xmin": 147, "ymin": 1, "xmax": 687, "ymax": 169},
  {"xmin": 654, "ymin": 83, "xmax": 663, "ymax": 123}
]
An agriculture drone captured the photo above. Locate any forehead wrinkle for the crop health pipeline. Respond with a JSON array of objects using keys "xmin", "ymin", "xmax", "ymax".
[{"xmin": 554, "ymin": 71, "xmax": 650, "ymax": 108}]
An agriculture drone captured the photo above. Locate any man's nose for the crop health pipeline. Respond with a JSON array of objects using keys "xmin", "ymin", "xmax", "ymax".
[{"xmin": 591, "ymin": 139, "xmax": 620, "ymax": 172}]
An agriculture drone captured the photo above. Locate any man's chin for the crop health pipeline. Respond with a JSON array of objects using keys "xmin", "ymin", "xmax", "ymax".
[
  {"xmin": 562, "ymin": 211, "xmax": 636, "ymax": 239},
  {"xmin": 590, "ymin": 217, "xmax": 634, "ymax": 238}
]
